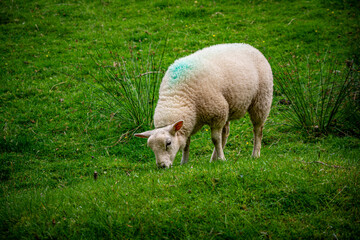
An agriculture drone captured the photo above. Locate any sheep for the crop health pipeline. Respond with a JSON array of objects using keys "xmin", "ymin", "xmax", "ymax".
[{"xmin": 135, "ymin": 43, "xmax": 273, "ymax": 168}]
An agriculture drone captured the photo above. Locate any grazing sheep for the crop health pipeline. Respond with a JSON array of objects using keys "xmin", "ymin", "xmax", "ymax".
[{"xmin": 135, "ymin": 43, "xmax": 273, "ymax": 168}]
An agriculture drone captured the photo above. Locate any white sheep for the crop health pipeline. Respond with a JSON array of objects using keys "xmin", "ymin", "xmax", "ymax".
[{"xmin": 135, "ymin": 43, "xmax": 273, "ymax": 168}]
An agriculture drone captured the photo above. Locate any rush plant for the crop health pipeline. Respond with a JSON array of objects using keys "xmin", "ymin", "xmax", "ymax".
[
  {"xmin": 274, "ymin": 53, "xmax": 357, "ymax": 135},
  {"xmin": 90, "ymin": 41, "xmax": 167, "ymax": 130}
]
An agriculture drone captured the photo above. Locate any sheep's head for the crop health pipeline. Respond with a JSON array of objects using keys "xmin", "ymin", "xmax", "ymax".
[{"xmin": 134, "ymin": 120, "xmax": 184, "ymax": 168}]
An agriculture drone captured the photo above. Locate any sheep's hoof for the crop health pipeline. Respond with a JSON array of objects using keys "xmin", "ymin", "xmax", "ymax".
[{"xmin": 210, "ymin": 156, "xmax": 226, "ymax": 162}]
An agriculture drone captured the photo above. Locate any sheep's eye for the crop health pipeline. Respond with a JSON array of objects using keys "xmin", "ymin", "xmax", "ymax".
[{"xmin": 166, "ymin": 139, "xmax": 171, "ymax": 150}]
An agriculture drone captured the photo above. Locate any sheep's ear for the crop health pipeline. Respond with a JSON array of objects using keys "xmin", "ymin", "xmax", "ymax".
[
  {"xmin": 134, "ymin": 130, "xmax": 154, "ymax": 139},
  {"xmin": 170, "ymin": 120, "xmax": 184, "ymax": 135}
]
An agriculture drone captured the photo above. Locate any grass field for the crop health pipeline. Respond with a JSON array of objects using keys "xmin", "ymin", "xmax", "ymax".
[{"xmin": 1, "ymin": 0, "xmax": 360, "ymax": 239}]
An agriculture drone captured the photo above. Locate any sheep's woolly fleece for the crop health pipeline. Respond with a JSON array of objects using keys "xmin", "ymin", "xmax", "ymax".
[{"xmin": 154, "ymin": 43, "xmax": 273, "ymax": 133}]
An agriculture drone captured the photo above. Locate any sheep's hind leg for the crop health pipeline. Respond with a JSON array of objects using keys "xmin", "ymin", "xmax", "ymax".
[
  {"xmin": 210, "ymin": 122, "xmax": 229, "ymax": 161},
  {"xmin": 181, "ymin": 137, "xmax": 191, "ymax": 165},
  {"xmin": 251, "ymin": 124, "xmax": 263, "ymax": 158},
  {"xmin": 249, "ymin": 99, "xmax": 269, "ymax": 158},
  {"xmin": 249, "ymin": 108, "xmax": 264, "ymax": 158}
]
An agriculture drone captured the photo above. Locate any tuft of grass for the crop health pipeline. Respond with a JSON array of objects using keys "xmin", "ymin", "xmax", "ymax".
[
  {"xmin": 340, "ymin": 73, "xmax": 360, "ymax": 136},
  {"xmin": 89, "ymin": 41, "xmax": 167, "ymax": 130},
  {"xmin": 274, "ymin": 52, "xmax": 358, "ymax": 135}
]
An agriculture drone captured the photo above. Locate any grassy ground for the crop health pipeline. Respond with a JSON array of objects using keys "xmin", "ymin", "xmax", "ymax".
[{"xmin": 1, "ymin": 0, "xmax": 360, "ymax": 239}]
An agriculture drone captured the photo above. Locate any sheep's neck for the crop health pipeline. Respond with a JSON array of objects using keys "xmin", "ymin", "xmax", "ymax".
[{"xmin": 154, "ymin": 98, "xmax": 196, "ymax": 138}]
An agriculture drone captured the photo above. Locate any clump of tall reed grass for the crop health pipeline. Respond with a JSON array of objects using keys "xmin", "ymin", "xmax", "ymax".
[
  {"xmin": 274, "ymin": 52, "xmax": 358, "ymax": 136},
  {"xmin": 90, "ymin": 41, "xmax": 167, "ymax": 131}
]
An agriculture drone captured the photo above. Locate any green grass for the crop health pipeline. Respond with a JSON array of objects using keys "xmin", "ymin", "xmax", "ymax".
[{"xmin": 1, "ymin": 0, "xmax": 359, "ymax": 239}]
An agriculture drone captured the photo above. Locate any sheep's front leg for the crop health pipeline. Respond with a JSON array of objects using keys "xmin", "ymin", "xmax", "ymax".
[
  {"xmin": 211, "ymin": 121, "xmax": 230, "ymax": 161},
  {"xmin": 181, "ymin": 137, "xmax": 191, "ymax": 165},
  {"xmin": 210, "ymin": 127, "xmax": 226, "ymax": 162}
]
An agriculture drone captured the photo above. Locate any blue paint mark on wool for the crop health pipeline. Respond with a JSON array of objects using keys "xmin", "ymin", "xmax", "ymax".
[{"xmin": 168, "ymin": 58, "xmax": 195, "ymax": 85}]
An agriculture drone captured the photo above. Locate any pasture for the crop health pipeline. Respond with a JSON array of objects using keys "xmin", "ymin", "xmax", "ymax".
[{"xmin": 1, "ymin": 0, "xmax": 359, "ymax": 239}]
